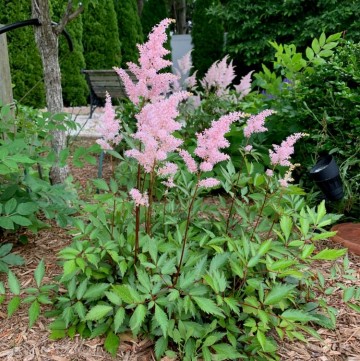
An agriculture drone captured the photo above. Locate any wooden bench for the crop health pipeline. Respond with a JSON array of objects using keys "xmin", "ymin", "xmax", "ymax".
[{"xmin": 82, "ymin": 69, "xmax": 134, "ymax": 117}]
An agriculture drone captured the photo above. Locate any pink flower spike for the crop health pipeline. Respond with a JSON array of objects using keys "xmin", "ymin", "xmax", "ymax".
[
  {"xmin": 198, "ymin": 178, "xmax": 220, "ymax": 188},
  {"xmin": 269, "ymin": 133, "xmax": 308, "ymax": 167},
  {"xmin": 162, "ymin": 177, "xmax": 176, "ymax": 188},
  {"xmin": 234, "ymin": 70, "xmax": 254, "ymax": 99},
  {"xmin": 244, "ymin": 145, "xmax": 253, "ymax": 152},
  {"xmin": 265, "ymin": 169, "xmax": 274, "ymax": 177},
  {"xmin": 179, "ymin": 149, "xmax": 198, "ymax": 173},
  {"xmin": 96, "ymin": 92, "xmax": 122, "ymax": 150},
  {"xmin": 243, "ymin": 109, "xmax": 275, "ymax": 138},
  {"xmin": 195, "ymin": 111, "xmax": 245, "ymax": 170},
  {"xmin": 129, "ymin": 188, "xmax": 149, "ymax": 207},
  {"xmin": 158, "ymin": 162, "xmax": 178, "ymax": 176}
]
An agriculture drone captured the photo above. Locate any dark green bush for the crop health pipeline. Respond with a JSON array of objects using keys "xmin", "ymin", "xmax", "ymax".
[
  {"xmin": 140, "ymin": 0, "xmax": 168, "ymax": 38},
  {"xmin": 114, "ymin": 0, "xmax": 143, "ymax": 66},
  {"xmin": 82, "ymin": 0, "xmax": 122, "ymax": 69},
  {"xmin": 0, "ymin": 0, "xmax": 46, "ymax": 108},
  {"xmin": 52, "ymin": 1, "xmax": 89, "ymax": 106},
  {"xmin": 191, "ymin": 0, "xmax": 224, "ymax": 78}
]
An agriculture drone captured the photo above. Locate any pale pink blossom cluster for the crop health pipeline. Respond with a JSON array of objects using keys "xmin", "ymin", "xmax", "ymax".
[
  {"xmin": 244, "ymin": 145, "xmax": 253, "ymax": 152},
  {"xmin": 194, "ymin": 112, "xmax": 245, "ymax": 172},
  {"xmin": 269, "ymin": 133, "xmax": 308, "ymax": 167},
  {"xmin": 198, "ymin": 178, "xmax": 220, "ymax": 188},
  {"xmin": 129, "ymin": 188, "xmax": 149, "ymax": 207},
  {"xmin": 173, "ymin": 51, "xmax": 198, "ymax": 92},
  {"xmin": 96, "ymin": 92, "xmax": 122, "ymax": 150},
  {"xmin": 265, "ymin": 169, "xmax": 274, "ymax": 177},
  {"xmin": 179, "ymin": 149, "xmax": 198, "ymax": 173},
  {"xmin": 200, "ymin": 56, "xmax": 236, "ymax": 96},
  {"xmin": 243, "ymin": 109, "xmax": 275, "ymax": 138},
  {"xmin": 114, "ymin": 19, "xmax": 178, "ymax": 105},
  {"xmin": 234, "ymin": 71, "xmax": 254, "ymax": 99},
  {"xmin": 125, "ymin": 91, "xmax": 189, "ymax": 172}
]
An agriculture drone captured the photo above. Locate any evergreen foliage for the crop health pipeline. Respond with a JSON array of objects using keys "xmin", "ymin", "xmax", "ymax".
[
  {"xmin": 209, "ymin": 0, "xmax": 360, "ymax": 71},
  {"xmin": 82, "ymin": 0, "xmax": 122, "ymax": 70},
  {"xmin": 52, "ymin": 1, "xmax": 88, "ymax": 106},
  {"xmin": 114, "ymin": 0, "xmax": 143, "ymax": 66},
  {"xmin": 0, "ymin": 0, "xmax": 46, "ymax": 108},
  {"xmin": 191, "ymin": 0, "xmax": 224, "ymax": 78},
  {"xmin": 140, "ymin": 0, "xmax": 168, "ymax": 38}
]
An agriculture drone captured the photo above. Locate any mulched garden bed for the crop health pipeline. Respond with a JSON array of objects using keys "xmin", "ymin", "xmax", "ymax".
[{"xmin": 1, "ymin": 138, "xmax": 359, "ymax": 360}]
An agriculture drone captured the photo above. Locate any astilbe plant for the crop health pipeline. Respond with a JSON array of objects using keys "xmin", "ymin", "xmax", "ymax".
[{"xmin": 50, "ymin": 20, "xmax": 360, "ymax": 361}]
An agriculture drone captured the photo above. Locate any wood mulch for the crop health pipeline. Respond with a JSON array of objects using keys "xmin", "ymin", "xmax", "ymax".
[{"xmin": 1, "ymin": 138, "xmax": 360, "ymax": 360}]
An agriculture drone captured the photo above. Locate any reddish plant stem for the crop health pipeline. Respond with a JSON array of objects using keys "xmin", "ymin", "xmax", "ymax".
[
  {"xmin": 134, "ymin": 164, "xmax": 141, "ymax": 265},
  {"xmin": 249, "ymin": 192, "xmax": 269, "ymax": 243},
  {"xmin": 225, "ymin": 170, "xmax": 243, "ymax": 234},
  {"xmin": 173, "ymin": 177, "xmax": 200, "ymax": 286},
  {"xmin": 146, "ymin": 165, "xmax": 156, "ymax": 235}
]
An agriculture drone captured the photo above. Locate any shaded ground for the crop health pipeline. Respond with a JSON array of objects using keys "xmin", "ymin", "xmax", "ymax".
[{"xmin": 1, "ymin": 138, "xmax": 360, "ymax": 360}]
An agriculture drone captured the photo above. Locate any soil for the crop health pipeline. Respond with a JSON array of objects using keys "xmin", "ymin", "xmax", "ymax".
[{"xmin": 1, "ymin": 138, "xmax": 360, "ymax": 361}]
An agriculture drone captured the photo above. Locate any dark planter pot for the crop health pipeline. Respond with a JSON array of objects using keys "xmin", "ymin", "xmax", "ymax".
[{"xmin": 310, "ymin": 154, "xmax": 344, "ymax": 201}]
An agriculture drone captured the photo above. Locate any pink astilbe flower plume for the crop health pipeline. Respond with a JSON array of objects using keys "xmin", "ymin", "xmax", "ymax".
[
  {"xmin": 125, "ymin": 91, "xmax": 189, "ymax": 172},
  {"xmin": 198, "ymin": 178, "xmax": 220, "ymax": 188},
  {"xmin": 200, "ymin": 56, "xmax": 236, "ymax": 96},
  {"xmin": 234, "ymin": 70, "xmax": 254, "ymax": 99},
  {"xmin": 130, "ymin": 188, "xmax": 149, "ymax": 207},
  {"xmin": 269, "ymin": 133, "xmax": 308, "ymax": 166},
  {"xmin": 114, "ymin": 19, "xmax": 178, "ymax": 105},
  {"xmin": 195, "ymin": 111, "xmax": 245, "ymax": 172},
  {"xmin": 243, "ymin": 109, "xmax": 275, "ymax": 138},
  {"xmin": 96, "ymin": 92, "xmax": 122, "ymax": 150},
  {"xmin": 179, "ymin": 150, "xmax": 198, "ymax": 173}
]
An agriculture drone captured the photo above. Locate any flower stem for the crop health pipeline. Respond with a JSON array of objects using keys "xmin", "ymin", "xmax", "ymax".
[{"xmin": 134, "ymin": 164, "xmax": 141, "ymax": 265}]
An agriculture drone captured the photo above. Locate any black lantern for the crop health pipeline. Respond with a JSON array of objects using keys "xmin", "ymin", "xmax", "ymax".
[{"xmin": 310, "ymin": 154, "xmax": 344, "ymax": 201}]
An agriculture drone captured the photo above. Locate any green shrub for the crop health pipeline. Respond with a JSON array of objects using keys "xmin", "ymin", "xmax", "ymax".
[
  {"xmin": 209, "ymin": 0, "xmax": 360, "ymax": 71},
  {"xmin": 140, "ymin": 0, "xmax": 168, "ymax": 38},
  {"xmin": 254, "ymin": 34, "xmax": 360, "ymax": 219},
  {"xmin": 114, "ymin": 0, "xmax": 143, "ymax": 66},
  {"xmin": 0, "ymin": 0, "xmax": 46, "ymax": 107},
  {"xmin": 191, "ymin": 0, "xmax": 224, "ymax": 78},
  {"xmin": 82, "ymin": 0, "xmax": 122, "ymax": 69},
  {"xmin": 52, "ymin": 1, "xmax": 89, "ymax": 106}
]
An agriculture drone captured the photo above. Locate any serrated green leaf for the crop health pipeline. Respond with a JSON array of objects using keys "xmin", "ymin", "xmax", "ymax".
[
  {"xmin": 311, "ymin": 231, "xmax": 337, "ymax": 241},
  {"xmin": 83, "ymin": 283, "xmax": 110, "ymax": 300},
  {"xmin": 104, "ymin": 331, "xmax": 119, "ymax": 357},
  {"xmin": 85, "ymin": 305, "xmax": 113, "ymax": 321},
  {"xmin": 8, "ymin": 296, "xmax": 21, "ymax": 317},
  {"xmin": 257, "ymin": 330, "xmax": 266, "ymax": 351},
  {"xmin": 192, "ymin": 296, "xmax": 224, "ymax": 317},
  {"xmin": 312, "ymin": 248, "xmax": 347, "ymax": 260},
  {"xmin": 319, "ymin": 32, "xmax": 326, "ymax": 46},
  {"xmin": 16, "ymin": 202, "xmax": 38, "ymax": 216},
  {"xmin": 155, "ymin": 304, "xmax": 169, "ymax": 336},
  {"xmin": 1, "ymin": 253, "xmax": 24, "ymax": 266},
  {"xmin": 311, "ymin": 38, "xmax": 320, "ymax": 53},
  {"xmin": 113, "ymin": 284, "xmax": 140, "ymax": 304},
  {"xmin": 92, "ymin": 179, "xmax": 109, "ymax": 191},
  {"xmin": 114, "ymin": 307, "xmax": 125, "ymax": 333},
  {"xmin": 137, "ymin": 269, "xmax": 151, "ymax": 293},
  {"xmin": 29, "ymin": 300, "xmax": 40, "ymax": 327},
  {"xmin": 306, "ymin": 47, "xmax": 314, "ymax": 60},
  {"xmin": 8, "ymin": 270, "xmax": 20, "ymax": 295},
  {"xmin": 280, "ymin": 215, "xmax": 292, "ymax": 240},
  {"xmin": 281, "ymin": 309, "xmax": 318, "ymax": 322},
  {"xmin": 212, "ymin": 343, "xmax": 244, "ymax": 360},
  {"xmin": 34, "ymin": 260, "xmax": 45, "ymax": 288},
  {"xmin": 326, "ymin": 32, "xmax": 342, "ymax": 42},
  {"xmin": 264, "ymin": 284, "xmax": 295, "ymax": 305},
  {"xmin": 0, "ymin": 243, "xmax": 12, "ymax": 257},
  {"xmin": 155, "ymin": 336, "xmax": 168, "ymax": 360},
  {"xmin": 343, "ymin": 287, "xmax": 356, "ymax": 302},
  {"xmin": 129, "ymin": 304, "xmax": 147, "ymax": 335}
]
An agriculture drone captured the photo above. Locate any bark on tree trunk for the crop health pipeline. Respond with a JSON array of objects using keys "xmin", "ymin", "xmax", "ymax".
[
  {"xmin": 137, "ymin": 0, "xmax": 144, "ymax": 17},
  {"xmin": 174, "ymin": 0, "xmax": 187, "ymax": 34},
  {"xmin": 32, "ymin": 0, "xmax": 69, "ymax": 184}
]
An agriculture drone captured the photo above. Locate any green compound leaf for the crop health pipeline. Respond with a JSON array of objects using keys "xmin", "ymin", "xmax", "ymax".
[
  {"xmin": 114, "ymin": 307, "xmax": 126, "ymax": 333},
  {"xmin": 8, "ymin": 296, "xmax": 21, "ymax": 317},
  {"xmin": 85, "ymin": 305, "xmax": 113, "ymax": 321},
  {"xmin": 192, "ymin": 296, "xmax": 224, "ymax": 317},
  {"xmin": 8, "ymin": 270, "xmax": 20, "ymax": 295},
  {"xmin": 264, "ymin": 284, "xmax": 296, "ymax": 306},
  {"xmin": 34, "ymin": 259, "xmax": 45, "ymax": 288},
  {"xmin": 104, "ymin": 331, "xmax": 120, "ymax": 357},
  {"xmin": 129, "ymin": 304, "xmax": 147, "ymax": 335},
  {"xmin": 29, "ymin": 300, "xmax": 41, "ymax": 327},
  {"xmin": 155, "ymin": 304, "xmax": 169, "ymax": 337},
  {"xmin": 155, "ymin": 336, "xmax": 168, "ymax": 360},
  {"xmin": 281, "ymin": 309, "xmax": 318, "ymax": 323},
  {"xmin": 312, "ymin": 248, "xmax": 347, "ymax": 260}
]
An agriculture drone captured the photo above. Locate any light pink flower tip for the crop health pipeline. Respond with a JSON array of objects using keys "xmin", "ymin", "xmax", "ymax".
[
  {"xmin": 279, "ymin": 178, "xmax": 289, "ymax": 187},
  {"xmin": 243, "ymin": 109, "xmax": 274, "ymax": 138},
  {"xmin": 158, "ymin": 162, "xmax": 178, "ymax": 176},
  {"xmin": 244, "ymin": 145, "xmax": 253, "ymax": 152},
  {"xmin": 195, "ymin": 111, "xmax": 245, "ymax": 169},
  {"xmin": 96, "ymin": 92, "xmax": 122, "ymax": 150},
  {"xmin": 265, "ymin": 169, "xmax": 274, "ymax": 177},
  {"xmin": 179, "ymin": 149, "xmax": 198, "ymax": 173},
  {"xmin": 129, "ymin": 188, "xmax": 149, "ymax": 207},
  {"xmin": 162, "ymin": 177, "xmax": 176, "ymax": 188},
  {"xmin": 234, "ymin": 70, "xmax": 254, "ymax": 99},
  {"xmin": 269, "ymin": 132, "xmax": 307, "ymax": 167},
  {"xmin": 198, "ymin": 178, "xmax": 220, "ymax": 188}
]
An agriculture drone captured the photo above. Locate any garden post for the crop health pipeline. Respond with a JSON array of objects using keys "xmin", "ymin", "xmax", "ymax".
[{"xmin": 0, "ymin": 25, "xmax": 14, "ymax": 108}]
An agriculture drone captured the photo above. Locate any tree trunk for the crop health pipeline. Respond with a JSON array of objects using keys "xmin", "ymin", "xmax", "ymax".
[
  {"xmin": 31, "ymin": 0, "xmax": 69, "ymax": 184},
  {"xmin": 137, "ymin": 0, "xmax": 144, "ymax": 16},
  {"xmin": 174, "ymin": 0, "xmax": 187, "ymax": 34}
]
